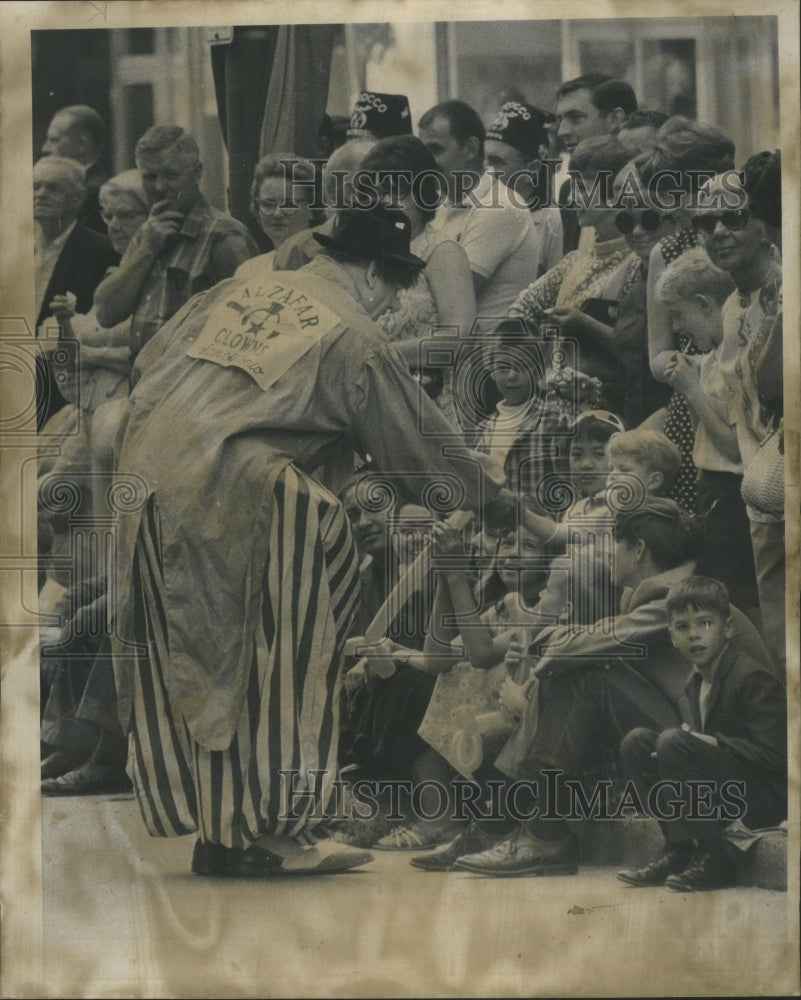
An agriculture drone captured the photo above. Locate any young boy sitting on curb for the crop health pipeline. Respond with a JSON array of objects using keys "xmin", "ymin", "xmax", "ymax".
[{"xmin": 617, "ymin": 576, "xmax": 786, "ymax": 891}]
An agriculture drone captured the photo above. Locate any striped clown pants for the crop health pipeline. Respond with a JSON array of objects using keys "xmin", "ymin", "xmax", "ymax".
[{"xmin": 127, "ymin": 465, "xmax": 361, "ymax": 848}]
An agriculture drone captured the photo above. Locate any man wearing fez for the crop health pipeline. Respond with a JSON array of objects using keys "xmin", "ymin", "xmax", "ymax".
[
  {"xmin": 484, "ymin": 101, "xmax": 564, "ymax": 277},
  {"xmin": 346, "ymin": 91, "xmax": 413, "ymax": 141}
]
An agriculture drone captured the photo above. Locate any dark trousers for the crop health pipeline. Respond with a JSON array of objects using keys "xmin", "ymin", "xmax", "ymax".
[
  {"xmin": 496, "ymin": 663, "xmax": 681, "ymax": 784},
  {"xmin": 695, "ymin": 470, "xmax": 759, "ymax": 613},
  {"xmin": 620, "ymin": 727, "xmax": 786, "ymax": 844},
  {"xmin": 42, "ymin": 639, "xmax": 127, "ymax": 767}
]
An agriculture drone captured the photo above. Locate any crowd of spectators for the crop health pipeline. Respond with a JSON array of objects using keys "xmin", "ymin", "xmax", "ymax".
[{"xmin": 34, "ymin": 69, "xmax": 786, "ymax": 890}]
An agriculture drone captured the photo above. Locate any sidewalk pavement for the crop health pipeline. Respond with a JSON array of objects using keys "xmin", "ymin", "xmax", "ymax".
[{"xmin": 36, "ymin": 792, "xmax": 795, "ymax": 998}]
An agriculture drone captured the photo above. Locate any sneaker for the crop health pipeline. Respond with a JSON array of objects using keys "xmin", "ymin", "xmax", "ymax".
[
  {"xmin": 617, "ymin": 843, "xmax": 695, "ymax": 887},
  {"xmin": 665, "ymin": 848, "xmax": 737, "ymax": 892},
  {"xmin": 454, "ymin": 828, "xmax": 579, "ymax": 877},
  {"xmin": 409, "ymin": 822, "xmax": 510, "ymax": 872}
]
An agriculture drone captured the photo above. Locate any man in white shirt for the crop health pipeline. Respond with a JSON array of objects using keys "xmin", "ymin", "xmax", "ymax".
[
  {"xmin": 418, "ymin": 100, "xmax": 541, "ymax": 329},
  {"xmin": 483, "ymin": 101, "xmax": 563, "ymax": 278},
  {"xmin": 553, "ymin": 75, "xmax": 638, "ymax": 254}
]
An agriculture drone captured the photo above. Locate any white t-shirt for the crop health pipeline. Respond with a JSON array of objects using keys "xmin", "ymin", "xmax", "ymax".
[
  {"xmin": 693, "ymin": 346, "xmax": 742, "ymax": 475},
  {"xmin": 431, "ymin": 172, "xmax": 541, "ymax": 324}
]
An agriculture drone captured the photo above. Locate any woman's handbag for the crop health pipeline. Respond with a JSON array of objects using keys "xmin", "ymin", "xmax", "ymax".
[{"xmin": 741, "ymin": 421, "xmax": 784, "ymax": 518}]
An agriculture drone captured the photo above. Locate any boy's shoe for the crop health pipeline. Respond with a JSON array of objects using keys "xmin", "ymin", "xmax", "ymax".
[
  {"xmin": 409, "ymin": 822, "xmax": 509, "ymax": 872},
  {"xmin": 454, "ymin": 828, "xmax": 579, "ymax": 877},
  {"xmin": 665, "ymin": 848, "xmax": 737, "ymax": 892},
  {"xmin": 617, "ymin": 843, "xmax": 695, "ymax": 887}
]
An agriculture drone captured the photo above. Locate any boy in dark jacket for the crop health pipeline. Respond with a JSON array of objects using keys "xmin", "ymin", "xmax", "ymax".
[{"xmin": 618, "ymin": 576, "xmax": 786, "ymax": 891}]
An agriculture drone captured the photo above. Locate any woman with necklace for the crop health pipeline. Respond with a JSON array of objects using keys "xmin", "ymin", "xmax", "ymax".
[
  {"xmin": 640, "ymin": 117, "xmax": 737, "ymax": 514},
  {"xmin": 692, "ymin": 163, "xmax": 784, "ymax": 669}
]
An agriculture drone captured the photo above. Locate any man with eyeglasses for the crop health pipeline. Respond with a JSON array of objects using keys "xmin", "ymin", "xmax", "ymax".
[
  {"xmin": 33, "ymin": 155, "xmax": 119, "ymax": 428},
  {"xmin": 93, "ymin": 125, "xmax": 258, "ymax": 361}
]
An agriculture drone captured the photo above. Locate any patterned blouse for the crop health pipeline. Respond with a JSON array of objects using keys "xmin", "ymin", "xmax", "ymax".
[{"xmin": 655, "ymin": 226, "xmax": 705, "ymax": 513}]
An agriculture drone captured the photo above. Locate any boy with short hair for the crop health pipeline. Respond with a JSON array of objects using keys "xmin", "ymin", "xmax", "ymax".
[
  {"xmin": 618, "ymin": 576, "xmax": 786, "ymax": 892},
  {"xmin": 657, "ymin": 247, "xmax": 759, "ymax": 617},
  {"xmin": 606, "ymin": 427, "xmax": 682, "ymax": 502}
]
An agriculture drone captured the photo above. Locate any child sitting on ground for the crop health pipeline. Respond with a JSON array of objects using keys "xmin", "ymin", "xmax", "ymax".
[
  {"xmin": 604, "ymin": 427, "xmax": 682, "ymax": 512},
  {"xmin": 371, "ymin": 519, "xmax": 548, "ymax": 850},
  {"xmin": 618, "ymin": 576, "xmax": 786, "ymax": 892},
  {"xmin": 521, "ymin": 409, "xmax": 625, "ymax": 551},
  {"xmin": 658, "ymin": 247, "xmax": 760, "ymax": 619},
  {"xmin": 471, "ymin": 321, "xmax": 551, "ymax": 503}
]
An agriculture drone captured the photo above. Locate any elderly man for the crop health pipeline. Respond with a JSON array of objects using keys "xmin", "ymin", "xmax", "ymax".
[
  {"xmin": 41, "ymin": 104, "xmax": 108, "ymax": 232},
  {"xmin": 93, "ymin": 125, "xmax": 258, "ymax": 360},
  {"xmin": 554, "ymin": 75, "xmax": 638, "ymax": 253},
  {"xmin": 34, "ymin": 155, "xmax": 118, "ymax": 428}
]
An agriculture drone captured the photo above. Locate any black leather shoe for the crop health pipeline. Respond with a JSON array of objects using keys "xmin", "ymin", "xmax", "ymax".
[
  {"xmin": 191, "ymin": 840, "xmax": 233, "ymax": 876},
  {"xmin": 41, "ymin": 762, "xmax": 132, "ymax": 797},
  {"xmin": 41, "ymin": 749, "xmax": 85, "ymax": 780},
  {"xmin": 225, "ymin": 845, "xmax": 286, "ymax": 877},
  {"xmin": 665, "ymin": 848, "xmax": 737, "ymax": 892},
  {"xmin": 410, "ymin": 822, "xmax": 509, "ymax": 872},
  {"xmin": 617, "ymin": 843, "xmax": 695, "ymax": 887}
]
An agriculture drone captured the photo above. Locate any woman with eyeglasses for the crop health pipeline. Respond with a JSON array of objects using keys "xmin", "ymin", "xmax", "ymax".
[
  {"xmin": 692, "ymin": 162, "xmax": 784, "ymax": 669},
  {"xmin": 39, "ymin": 170, "xmax": 150, "ymax": 520},
  {"xmin": 249, "ymin": 153, "xmax": 324, "ymax": 257},
  {"xmin": 638, "ymin": 116, "xmax": 736, "ymax": 513}
]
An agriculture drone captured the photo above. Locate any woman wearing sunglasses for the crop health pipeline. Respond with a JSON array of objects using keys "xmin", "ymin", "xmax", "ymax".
[
  {"xmin": 508, "ymin": 136, "xmax": 642, "ymax": 429},
  {"xmin": 637, "ymin": 117, "xmax": 736, "ymax": 514},
  {"xmin": 605, "ymin": 163, "xmax": 677, "ymax": 428},
  {"xmin": 692, "ymin": 162, "xmax": 784, "ymax": 669}
]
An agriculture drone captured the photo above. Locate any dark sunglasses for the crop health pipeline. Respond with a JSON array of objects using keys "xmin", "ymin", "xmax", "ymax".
[
  {"xmin": 691, "ymin": 209, "xmax": 750, "ymax": 235},
  {"xmin": 615, "ymin": 209, "xmax": 665, "ymax": 234}
]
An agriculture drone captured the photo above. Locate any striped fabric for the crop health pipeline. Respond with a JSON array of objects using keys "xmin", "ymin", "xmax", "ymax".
[{"xmin": 127, "ymin": 465, "xmax": 361, "ymax": 847}]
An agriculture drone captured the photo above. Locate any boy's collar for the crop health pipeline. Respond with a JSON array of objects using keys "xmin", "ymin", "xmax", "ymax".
[{"xmin": 692, "ymin": 641, "xmax": 730, "ymax": 684}]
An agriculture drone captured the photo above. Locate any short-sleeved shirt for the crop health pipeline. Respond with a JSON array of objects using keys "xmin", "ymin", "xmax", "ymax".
[
  {"xmin": 126, "ymin": 194, "xmax": 258, "ymax": 358},
  {"xmin": 717, "ymin": 257, "xmax": 782, "ymax": 470},
  {"xmin": 694, "ymin": 347, "xmax": 742, "ymax": 474},
  {"xmin": 430, "ymin": 172, "xmax": 542, "ymax": 323}
]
